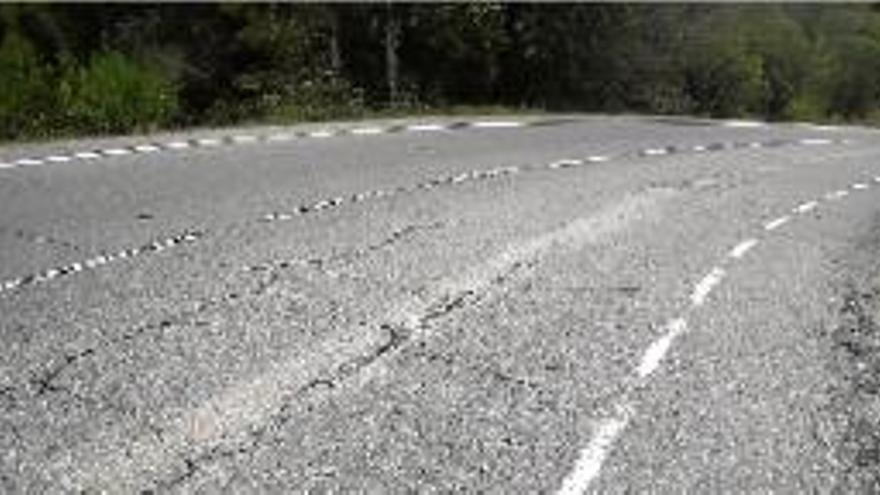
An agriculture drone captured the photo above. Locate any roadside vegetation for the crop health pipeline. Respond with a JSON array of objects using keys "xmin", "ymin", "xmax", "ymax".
[{"xmin": 3, "ymin": 4, "xmax": 880, "ymax": 142}]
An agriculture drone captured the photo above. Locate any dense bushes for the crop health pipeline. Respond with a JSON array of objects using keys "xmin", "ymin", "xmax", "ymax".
[
  {"xmin": 3, "ymin": 4, "xmax": 880, "ymax": 142},
  {"xmin": 0, "ymin": 30, "xmax": 176, "ymax": 139}
]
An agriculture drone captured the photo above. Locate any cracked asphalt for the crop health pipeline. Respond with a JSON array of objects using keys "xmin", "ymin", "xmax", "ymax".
[{"xmin": 2, "ymin": 114, "xmax": 880, "ymax": 493}]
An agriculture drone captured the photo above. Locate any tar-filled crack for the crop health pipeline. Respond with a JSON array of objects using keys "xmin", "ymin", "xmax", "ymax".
[
  {"xmin": 12, "ymin": 222, "xmax": 444, "ymax": 404},
  {"xmin": 13, "ymin": 228, "xmax": 81, "ymax": 252},
  {"xmin": 146, "ymin": 245, "xmax": 531, "ymax": 491}
]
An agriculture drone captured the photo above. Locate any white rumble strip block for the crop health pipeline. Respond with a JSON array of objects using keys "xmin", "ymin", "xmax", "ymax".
[
  {"xmin": 794, "ymin": 201, "xmax": 818, "ymax": 214},
  {"xmin": 102, "ymin": 148, "xmax": 132, "ymax": 156},
  {"xmin": 134, "ymin": 144, "xmax": 161, "ymax": 153},
  {"xmin": 16, "ymin": 158, "xmax": 44, "ymax": 166}
]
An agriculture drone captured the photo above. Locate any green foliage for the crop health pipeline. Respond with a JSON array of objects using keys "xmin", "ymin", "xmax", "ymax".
[
  {"xmin": 0, "ymin": 31, "xmax": 56, "ymax": 139},
  {"xmin": 59, "ymin": 51, "xmax": 177, "ymax": 134},
  {"xmin": 5, "ymin": 4, "xmax": 880, "ymax": 142}
]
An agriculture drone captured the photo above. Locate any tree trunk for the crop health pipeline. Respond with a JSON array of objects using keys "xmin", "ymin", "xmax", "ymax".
[{"xmin": 384, "ymin": 3, "xmax": 401, "ymax": 105}]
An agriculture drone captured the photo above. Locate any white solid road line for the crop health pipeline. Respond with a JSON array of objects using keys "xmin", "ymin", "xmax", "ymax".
[
  {"xmin": 729, "ymin": 238, "xmax": 759, "ymax": 259},
  {"xmin": 690, "ymin": 267, "xmax": 726, "ymax": 306},
  {"xmin": 636, "ymin": 318, "xmax": 688, "ymax": 378},
  {"xmin": 764, "ymin": 215, "xmax": 791, "ymax": 231},
  {"xmin": 557, "ymin": 403, "xmax": 634, "ymax": 495}
]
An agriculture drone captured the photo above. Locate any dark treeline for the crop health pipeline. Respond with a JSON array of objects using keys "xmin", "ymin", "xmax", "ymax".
[{"xmin": 3, "ymin": 3, "xmax": 880, "ymax": 141}]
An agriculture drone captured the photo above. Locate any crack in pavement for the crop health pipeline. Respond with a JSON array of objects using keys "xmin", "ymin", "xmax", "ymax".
[{"xmin": 6, "ymin": 222, "xmax": 444, "ymax": 406}]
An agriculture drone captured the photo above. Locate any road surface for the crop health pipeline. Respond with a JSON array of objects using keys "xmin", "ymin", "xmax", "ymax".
[{"xmin": 1, "ymin": 115, "xmax": 879, "ymax": 492}]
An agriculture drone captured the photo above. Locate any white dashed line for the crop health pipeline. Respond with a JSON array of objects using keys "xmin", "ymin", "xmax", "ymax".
[
  {"xmin": 165, "ymin": 141, "xmax": 190, "ymax": 150},
  {"xmin": 309, "ymin": 130, "xmax": 334, "ymax": 138},
  {"xmin": 690, "ymin": 267, "xmax": 726, "ymax": 306},
  {"xmin": 764, "ymin": 215, "xmax": 791, "ymax": 231},
  {"xmin": 800, "ymin": 138, "xmax": 832, "ymax": 145},
  {"xmin": 472, "ymin": 121, "xmax": 523, "ymax": 128},
  {"xmin": 722, "ymin": 120, "xmax": 765, "ymax": 128},
  {"xmin": 406, "ymin": 124, "xmax": 446, "ymax": 132},
  {"xmin": 74, "ymin": 151, "xmax": 102, "ymax": 159},
  {"xmin": 134, "ymin": 144, "xmax": 160, "ymax": 153},
  {"xmin": 102, "ymin": 148, "xmax": 132, "ymax": 156},
  {"xmin": 826, "ymin": 190, "xmax": 849, "ymax": 200},
  {"xmin": 587, "ymin": 155, "xmax": 610, "ymax": 162},
  {"xmin": 0, "ymin": 162, "xmax": 14, "ymax": 169},
  {"xmin": 557, "ymin": 403, "xmax": 633, "ymax": 495},
  {"xmin": 16, "ymin": 158, "xmax": 44, "ymax": 166},
  {"xmin": 729, "ymin": 238, "xmax": 759, "ymax": 259},
  {"xmin": 692, "ymin": 145, "xmax": 707, "ymax": 152},
  {"xmin": 749, "ymin": 142, "xmax": 763, "ymax": 148},
  {"xmin": 197, "ymin": 138, "xmax": 222, "ymax": 146},
  {"xmin": 351, "ymin": 127, "xmax": 383, "ymax": 135},
  {"xmin": 642, "ymin": 148, "xmax": 667, "ymax": 156},
  {"xmin": 853, "ymin": 183, "xmax": 869, "ymax": 190},
  {"xmin": 794, "ymin": 201, "xmax": 818, "ymax": 214},
  {"xmin": 636, "ymin": 318, "xmax": 688, "ymax": 378},
  {"xmin": 46, "ymin": 155, "xmax": 72, "ymax": 163}
]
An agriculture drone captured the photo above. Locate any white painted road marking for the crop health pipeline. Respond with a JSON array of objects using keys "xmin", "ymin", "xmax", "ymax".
[
  {"xmin": 690, "ymin": 267, "xmax": 726, "ymax": 306},
  {"xmin": 165, "ymin": 141, "xmax": 190, "ymax": 149},
  {"xmin": 74, "ymin": 151, "xmax": 102, "ymax": 159},
  {"xmin": 134, "ymin": 144, "xmax": 160, "ymax": 153},
  {"xmin": 16, "ymin": 158, "xmax": 44, "ymax": 166},
  {"xmin": 407, "ymin": 124, "xmax": 446, "ymax": 132},
  {"xmin": 309, "ymin": 130, "xmax": 334, "ymax": 138},
  {"xmin": 197, "ymin": 138, "xmax": 221, "ymax": 146},
  {"xmin": 800, "ymin": 138, "xmax": 832, "ymax": 145},
  {"xmin": 472, "ymin": 121, "xmax": 524, "ymax": 128},
  {"xmin": 587, "ymin": 155, "xmax": 610, "ymax": 162},
  {"xmin": 102, "ymin": 148, "xmax": 132, "ymax": 156},
  {"xmin": 642, "ymin": 148, "xmax": 667, "ymax": 156},
  {"xmin": 764, "ymin": 215, "xmax": 791, "ymax": 231},
  {"xmin": 853, "ymin": 183, "xmax": 869, "ymax": 190},
  {"xmin": 826, "ymin": 190, "xmax": 849, "ymax": 200},
  {"xmin": 351, "ymin": 127, "xmax": 383, "ymax": 135},
  {"xmin": 557, "ymin": 403, "xmax": 634, "ymax": 495},
  {"xmin": 637, "ymin": 318, "xmax": 688, "ymax": 378},
  {"xmin": 729, "ymin": 238, "xmax": 759, "ymax": 259},
  {"xmin": 794, "ymin": 201, "xmax": 818, "ymax": 214},
  {"xmin": 46, "ymin": 155, "xmax": 72, "ymax": 163}
]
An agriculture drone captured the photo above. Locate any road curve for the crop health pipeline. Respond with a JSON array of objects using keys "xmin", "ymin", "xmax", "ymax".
[{"xmin": 1, "ymin": 115, "xmax": 879, "ymax": 492}]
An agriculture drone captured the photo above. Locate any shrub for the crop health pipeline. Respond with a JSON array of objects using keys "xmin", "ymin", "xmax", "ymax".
[
  {"xmin": 60, "ymin": 51, "xmax": 178, "ymax": 135},
  {"xmin": 0, "ymin": 31, "xmax": 56, "ymax": 140}
]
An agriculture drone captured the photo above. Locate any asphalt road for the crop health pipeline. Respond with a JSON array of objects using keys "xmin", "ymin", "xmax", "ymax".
[{"xmin": 2, "ymin": 115, "xmax": 880, "ymax": 493}]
